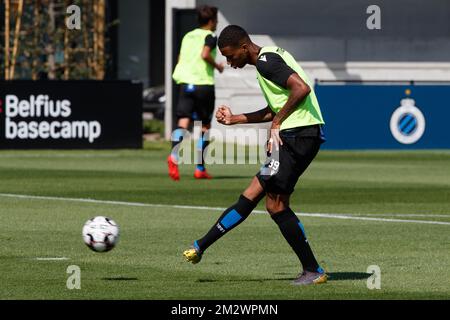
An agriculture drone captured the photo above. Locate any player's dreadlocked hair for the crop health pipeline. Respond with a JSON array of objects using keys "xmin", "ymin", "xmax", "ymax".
[{"xmin": 218, "ymin": 25, "xmax": 251, "ymax": 48}]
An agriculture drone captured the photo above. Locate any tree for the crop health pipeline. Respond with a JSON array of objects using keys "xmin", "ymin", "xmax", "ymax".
[{"xmin": 1, "ymin": 0, "xmax": 115, "ymax": 80}]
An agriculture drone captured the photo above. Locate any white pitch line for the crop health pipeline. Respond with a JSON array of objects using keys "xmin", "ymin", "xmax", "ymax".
[
  {"xmin": 0, "ymin": 154, "xmax": 119, "ymax": 158},
  {"xmin": 351, "ymin": 214, "xmax": 450, "ymax": 218},
  {"xmin": 0, "ymin": 193, "xmax": 449, "ymax": 226},
  {"xmin": 294, "ymin": 213, "xmax": 450, "ymax": 226},
  {"xmin": 34, "ymin": 257, "xmax": 69, "ymax": 261}
]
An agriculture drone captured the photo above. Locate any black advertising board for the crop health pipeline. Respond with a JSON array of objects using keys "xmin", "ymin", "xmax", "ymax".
[{"xmin": 0, "ymin": 81, "xmax": 143, "ymax": 149}]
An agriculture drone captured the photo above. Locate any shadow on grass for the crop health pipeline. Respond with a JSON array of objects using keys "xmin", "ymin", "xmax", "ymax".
[
  {"xmin": 196, "ymin": 278, "xmax": 292, "ymax": 283},
  {"xmin": 327, "ymin": 272, "xmax": 372, "ymax": 281},
  {"xmin": 102, "ymin": 277, "xmax": 139, "ymax": 281},
  {"xmin": 205, "ymin": 175, "xmax": 249, "ymax": 180},
  {"xmin": 196, "ymin": 272, "xmax": 372, "ymax": 283}
]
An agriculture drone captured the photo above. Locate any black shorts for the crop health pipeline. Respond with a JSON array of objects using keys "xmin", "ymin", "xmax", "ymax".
[
  {"xmin": 256, "ymin": 124, "xmax": 325, "ymax": 195},
  {"xmin": 176, "ymin": 84, "xmax": 215, "ymax": 125}
]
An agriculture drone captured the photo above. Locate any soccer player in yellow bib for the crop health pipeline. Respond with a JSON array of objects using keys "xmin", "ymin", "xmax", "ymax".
[
  {"xmin": 183, "ymin": 25, "xmax": 327, "ymax": 286},
  {"xmin": 169, "ymin": 5, "xmax": 225, "ymax": 181}
]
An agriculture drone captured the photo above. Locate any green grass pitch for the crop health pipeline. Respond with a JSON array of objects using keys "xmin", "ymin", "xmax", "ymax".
[{"xmin": 0, "ymin": 143, "xmax": 449, "ymax": 299}]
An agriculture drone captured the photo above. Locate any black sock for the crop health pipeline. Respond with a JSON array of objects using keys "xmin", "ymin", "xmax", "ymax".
[
  {"xmin": 201, "ymin": 133, "xmax": 210, "ymax": 169},
  {"xmin": 196, "ymin": 195, "xmax": 257, "ymax": 252},
  {"xmin": 271, "ymin": 208, "xmax": 321, "ymax": 272},
  {"xmin": 196, "ymin": 132, "xmax": 210, "ymax": 171}
]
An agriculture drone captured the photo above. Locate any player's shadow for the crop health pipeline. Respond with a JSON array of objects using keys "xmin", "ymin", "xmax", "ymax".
[
  {"xmin": 197, "ymin": 272, "xmax": 372, "ymax": 283},
  {"xmin": 207, "ymin": 175, "xmax": 248, "ymax": 180},
  {"xmin": 102, "ymin": 277, "xmax": 139, "ymax": 281},
  {"xmin": 197, "ymin": 278, "xmax": 292, "ymax": 283},
  {"xmin": 327, "ymin": 272, "xmax": 372, "ymax": 281},
  {"xmin": 271, "ymin": 271, "xmax": 372, "ymax": 281}
]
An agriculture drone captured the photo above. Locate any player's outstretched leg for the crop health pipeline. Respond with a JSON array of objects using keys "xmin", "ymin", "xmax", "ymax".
[
  {"xmin": 183, "ymin": 194, "xmax": 257, "ymax": 263},
  {"xmin": 270, "ymin": 207, "xmax": 327, "ymax": 285}
]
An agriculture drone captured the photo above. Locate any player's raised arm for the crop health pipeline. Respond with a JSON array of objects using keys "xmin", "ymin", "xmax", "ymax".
[
  {"xmin": 271, "ymin": 73, "xmax": 311, "ymax": 129},
  {"xmin": 202, "ymin": 44, "xmax": 225, "ymax": 73},
  {"xmin": 216, "ymin": 105, "xmax": 274, "ymax": 125},
  {"xmin": 268, "ymin": 73, "xmax": 311, "ymax": 152}
]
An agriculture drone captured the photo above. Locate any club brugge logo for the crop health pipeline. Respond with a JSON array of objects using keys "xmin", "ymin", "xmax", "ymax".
[{"xmin": 390, "ymin": 90, "xmax": 425, "ymax": 145}]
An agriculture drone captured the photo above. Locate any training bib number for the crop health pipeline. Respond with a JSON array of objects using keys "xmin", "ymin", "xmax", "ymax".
[{"xmin": 268, "ymin": 159, "xmax": 280, "ymax": 171}]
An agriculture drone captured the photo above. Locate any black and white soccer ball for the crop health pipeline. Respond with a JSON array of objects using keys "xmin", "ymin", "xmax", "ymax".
[{"xmin": 82, "ymin": 216, "xmax": 119, "ymax": 252}]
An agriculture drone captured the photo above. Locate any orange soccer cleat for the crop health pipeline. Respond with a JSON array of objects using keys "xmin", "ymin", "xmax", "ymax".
[
  {"xmin": 167, "ymin": 155, "xmax": 180, "ymax": 181},
  {"xmin": 194, "ymin": 169, "xmax": 212, "ymax": 179}
]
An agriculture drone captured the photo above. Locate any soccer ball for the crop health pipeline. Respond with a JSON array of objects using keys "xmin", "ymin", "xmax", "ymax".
[{"xmin": 82, "ymin": 216, "xmax": 119, "ymax": 252}]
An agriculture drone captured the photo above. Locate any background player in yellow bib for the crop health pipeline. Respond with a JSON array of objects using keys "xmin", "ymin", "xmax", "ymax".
[
  {"xmin": 169, "ymin": 5, "xmax": 225, "ymax": 181},
  {"xmin": 183, "ymin": 25, "xmax": 327, "ymax": 286}
]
